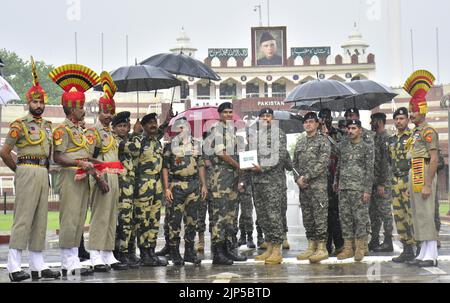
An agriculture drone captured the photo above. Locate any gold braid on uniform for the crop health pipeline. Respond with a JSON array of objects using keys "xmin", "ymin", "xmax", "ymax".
[
  {"xmin": 16, "ymin": 121, "xmax": 45, "ymax": 148},
  {"xmin": 65, "ymin": 126, "xmax": 88, "ymax": 152}
]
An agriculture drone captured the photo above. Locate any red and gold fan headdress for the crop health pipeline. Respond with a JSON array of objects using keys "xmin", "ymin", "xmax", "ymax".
[
  {"xmin": 99, "ymin": 71, "xmax": 117, "ymax": 114},
  {"xmin": 25, "ymin": 56, "xmax": 47, "ymax": 103},
  {"xmin": 403, "ymin": 70, "xmax": 435, "ymax": 114}
]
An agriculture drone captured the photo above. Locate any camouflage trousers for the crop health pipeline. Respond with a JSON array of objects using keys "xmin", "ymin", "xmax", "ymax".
[
  {"xmin": 237, "ymin": 192, "xmax": 254, "ymax": 233},
  {"xmin": 167, "ymin": 180, "xmax": 199, "ymax": 246},
  {"xmin": 281, "ymin": 183, "xmax": 288, "ymax": 234},
  {"xmin": 210, "ymin": 191, "xmax": 238, "ymax": 245},
  {"xmin": 134, "ymin": 177, "xmax": 163, "ymax": 249},
  {"xmin": 299, "ymin": 185, "xmax": 329, "ymax": 241},
  {"xmin": 369, "ymin": 185, "xmax": 394, "ymax": 237},
  {"xmin": 392, "ymin": 175, "xmax": 415, "ymax": 245},
  {"xmin": 339, "ymin": 190, "xmax": 370, "ymax": 239},
  {"xmin": 197, "ymin": 193, "xmax": 213, "ymax": 234},
  {"xmin": 253, "ymin": 182, "xmax": 284, "ymax": 245},
  {"xmin": 116, "ymin": 180, "xmax": 137, "ymax": 253}
]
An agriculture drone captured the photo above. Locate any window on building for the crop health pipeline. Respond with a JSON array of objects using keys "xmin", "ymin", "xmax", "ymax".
[
  {"xmin": 197, "ymin": 82, "xmax": 210, "ymax": 99},
  {"xmin": 272, "ymin": 82, "xmax": 286, "ymax": 98},
  {"xmin": 220, "ymin": 82, "xmax": 237, "ymax": 99},
  {"xmin": 246, "ymin": 82, "xmax": 259, "ymax": 98}
]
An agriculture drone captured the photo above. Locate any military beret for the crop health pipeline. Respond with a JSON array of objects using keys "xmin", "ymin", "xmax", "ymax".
[
  {"xmin": 141, "ymin": 113, "xmax": 158, "ymax": 125},
  {"xmin": 393, "ymin": 107, "xmax": 409, "ymax": 119},
  {"xmin": 371, "ymin": 112, "xmax": 387, "ymax": 120},
  {"xmin": 346, "ymin": 119, "xmax": 362, "ymax": 127},
  {"xmin": 218, "ymin": 102, "xmax": 233, "ymax": 113},
  {"xmin": 260, "ymin": 32, "xmax": 275, "ymax": 45},
  {"xmin": 303, "ymin": 112, "xmax": 319, "ymax": 122},
  {"xmin": 112, "ymin": 111, "xmax": 131, "ymax": 127},
  {"xmin": 318, "ymin": 108, "xmax": 332, "ymax": 119},
  {"xmin": 258, "ymin": 108, "xmax": 274, "ymax": 117},
  {"xmin": 344, "ymin": 107, "xmax": 359, "ymax": 117}
]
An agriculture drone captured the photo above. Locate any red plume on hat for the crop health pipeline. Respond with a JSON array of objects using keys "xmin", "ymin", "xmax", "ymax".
[
  {"xmin": 99, "ymin": 71, "xmax": 117, "ymax": 114},
  {"xmin": 49, "ymin": 64, "xmax": 100, "ymax": 109},
  {"xmin": 403, "ymin": 70, "xmax": 435, "ymax": 114},
  {"xmin": 25, "ymin": 56, "xmax": 47, "ymax": 103}
]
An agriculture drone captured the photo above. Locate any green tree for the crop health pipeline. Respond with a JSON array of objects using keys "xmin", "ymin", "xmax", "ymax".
[{"xmin": 0, "ymin": 49, "xmax": 61, "ymax": 105}]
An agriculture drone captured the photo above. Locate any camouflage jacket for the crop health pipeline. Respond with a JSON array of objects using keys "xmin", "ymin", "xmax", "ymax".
[
  {"xmin": 163, "ymin": 137, "xmax": 204, "ymax": 178},
  {"xmin": 293, "ymin": 132, "xmax": 331, "ymax": 188},
  {"xmin": 373, "ymin": 130, "xmax": 391, "ymax": 186},
  {"xmin": 336, "ymin": 137, "xmax": 374, "ymax": 193},
  {"xmin": 117, "ymin": 133, "xmax": 141, "ymax": 185},
  {"xmin": 135, "ymin": 134, "xmax": 163, "ymax": 179},
  {"xmin": 388, "ymin": 129, "xmax": 412, "ymax": 177}
]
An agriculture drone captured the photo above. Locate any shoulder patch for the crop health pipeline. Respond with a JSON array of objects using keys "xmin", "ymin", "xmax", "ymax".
[
  {"xmin": 9, "ymin": 129, "xmax": 19, "ymax": 139},
  {"xmin": 53, "ymin": 129, "xmax": 64, "ymax": 141}
]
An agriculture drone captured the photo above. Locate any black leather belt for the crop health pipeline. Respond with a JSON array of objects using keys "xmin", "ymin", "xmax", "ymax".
[
  {"xmin": 394, "ymin": 172, "xmax": 409, "ymax": 178},
  {"xmin": 172, "ymin": 175, "xmax": 198, "ymax": 182},
  {"xmin": 17, "ymin": 157, "xmax": 49, "ymax": 167}
]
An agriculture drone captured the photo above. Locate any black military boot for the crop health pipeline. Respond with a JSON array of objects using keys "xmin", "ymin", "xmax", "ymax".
[
  {"xmin": 224, "ymin": 240, "xmax": 247, "ymax": 262},
  {"xmin": 31, "ymin": 268, "xmax": 61, "ymax": 281},
  {"xmin": 373, "ymin": 235, "xmax": 393, "ymax": 252},
  {"xmin": 156, "ymin": 237, "xmax": 170, "ymax": 257},
  {"xmin": 246, "ymin": 232, "xmax": 256, "ymax": 249},
  {"xmin": 142, "ymin": 247, "xmax": 168, "ymax": 267},
  {"xmin": 117, "ymin": 251, "xmax": 139, "ymax": 269},
  {"xmin": 392, "ymin": 244, "xmax": 415, "ymax": 263},
  {"xmin": 238, "ymin": 230, "xmax": 246, "ymax": 247},
  {"xmin": 368, "ymin": 234, "xmax": 380, "ymax": 252},
  {"xmin": 127, "ymin": 240, "xmax": 140, "ymax": 263},
  {"xmin": 184, "ymin": 242, "xmax": 201, "ymax": 265},
  {"xmin": 169, "ymin": 241, "xmax": 185, "ymax": 266},
  {"xmin": 78, "ymin": 234, "xmax": 90, "ymax": 262},
  {"xmin": 212, "ymin": 243, "xmax": 233, "ymax": 265}
]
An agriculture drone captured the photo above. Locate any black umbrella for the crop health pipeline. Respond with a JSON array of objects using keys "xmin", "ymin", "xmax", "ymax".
[
  {"xmin": 338, "ymin": 80, "xmax": 398, "ymax": 110},
  {"xmin": 249, "ymin": 111, "xmax": 304, "ymax": 135},
  {"xmin": 140, "ymin": 52, "xmax": 221, "ymax": 81},
  {"xmin": 285, "ymin": 79, "xmax": 358, "ymax": 110},
  {"xmin": 94, "ymin": 64, "xmax": 180, "ymax": 118}
]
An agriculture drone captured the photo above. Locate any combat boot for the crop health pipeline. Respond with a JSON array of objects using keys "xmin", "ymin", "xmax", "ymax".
[
  {"xmin": 78, "ymin": 234, "xmax": 90, "ymax": 262},
  {"xmin": 373, "ymin": 235, "xmax": 393, "ymax": 252},
  {"xmin": 117, "ymin": 251, "xmax": 139, "ymax": 269},
  {"xmin": 142, "ymin": 247, "xmax": 168, "ymax": 267},
  {"xmin": 309, "ymin": 241, "xmax": 329, "ymax": 264},
  {"xmin": 184, "ymin": 242, "xmax": 201, "ymax": 265},
  {"xmin": 156, "ymin": 237, "xmax": 170, "ymax": 257},
  {"xmin": 196, "ymin": 233, "xmax": 205, "ymax": 253},
  {"xmin": 337, "ymin": 239, "xmax": 354, "ymax": 260},
  {"xmin": 224, "ymin": 240, "xmax": 247, "ymax": 261},
  {"xmin": 296, "ymin": 240, "xmax": 317, "ymax": 261},
  {"xmin": 265, "ymin": 243, "xmax": 283, "ymax": 265},
  {"xmin": 282, "ymin": 234, "xmax": 290, "ymax": 250},
  {"xmin": 238, "ymin": 230, "xmax": 246, "ymax": 246},
  {"xmin": 246, "ymin": 232, "xmax": 256, "ymax": 249},
  {"xmin": 128, "ymin": 240, "xmax": 140, "ymax": 263},
  {"xmin": 169, "ymin": 241, "xmax": 185, "ymax": 266},
  {"xmin": 212, "ymin": 243, "xmax": 233, "ymax": 265},
  {"xmin": 392, "ymin": 244, "xmax": 415, "ymax": 263},
  {"xmin": 354, "ymin": 237, "xmax": 366, "ymax": 262},
  {"xmin": 368, "ymin": 234, "xmax": 380, "ymax": 252},
  {"xmin": 255, "ymin": 242, "xmax": 273, "ymax": 261}
]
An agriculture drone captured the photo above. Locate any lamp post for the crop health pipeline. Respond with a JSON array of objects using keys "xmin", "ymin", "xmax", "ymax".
[{"xmin": 440, "ymin": 93, "xmax": 450, "ymax": 213}]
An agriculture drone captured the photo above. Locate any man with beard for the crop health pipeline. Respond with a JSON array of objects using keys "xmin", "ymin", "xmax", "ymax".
[
  {"xmin": 1, "ymin": 58, "xmax": 60, "ymax": 282},
  {"xmin": 84, "ymin": 72, "xmax": 128, "ymax": 272},
  {"xmin": 49, "ymin": 64, "xmax": 99, "ymax": 277}
]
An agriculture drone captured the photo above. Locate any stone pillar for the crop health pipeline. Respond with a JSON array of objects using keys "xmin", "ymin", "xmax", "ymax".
[{"xmin": 267, "ymin": 83, "xmax": 273, "ymax": 98}]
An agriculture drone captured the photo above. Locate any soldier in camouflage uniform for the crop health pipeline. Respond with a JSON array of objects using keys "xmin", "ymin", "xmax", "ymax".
[
  {"xmin": 133, "ymin": 113, "xmax": 168, "ymax": 267},
  {"xmin": 335, "ymin": 119, "xmax": 374, "ymax": 262},
  {"xmin": 162, "ymin": 118, "xmax": 208, "ymax": 265},
  {"xmin": 280, "ymin": 150, "xmax": 292, "ymax": 250},
  {"xmin": 203, "ymin": 102, "xmax": 246, "ymax": 265},
  {"xmin": 389, "ymin": 108, "xmax": 416, "ymax": 262},
  {"xmin": 1, "ymin": 65, "xmax": 61, "ymax": 281},
  {"xmin": 251, "ymin": 108, "xmax": 287, "ymax": 265},
  {"xmin": 196, "ymin": 156, "xmax": 214, "ymax": 253},
  {"xmin": 237, "ymin": 171, "xmax": 255, "ymax": 248},
  {"xmin": 345, "ymin": 108, "xmax": 374, "ymax": 145},
  {"xmin": 112, "ymin": 111, "xmax": 141, "ymax": 268},
  {"xmin": 368, "ymin": 113, "xmax": 394, "ymax": 252},
  {"xmin": 319, "ymin": 108, "xmax": 344, "ymax": 256},
  {"xmin": 293, "ymin": 112, "xmax": 331, "ymax": 263}
]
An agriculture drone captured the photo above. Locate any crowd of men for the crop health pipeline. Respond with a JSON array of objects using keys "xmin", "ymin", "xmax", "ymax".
[{"xmin": 0, "ymin": 62, "xmax": 443, "ymax": 282}]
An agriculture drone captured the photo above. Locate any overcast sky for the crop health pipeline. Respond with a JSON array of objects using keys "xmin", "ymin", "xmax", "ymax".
[{"xmin": 1, "ymin": 0, "xmax": 449, "ymax": 86}]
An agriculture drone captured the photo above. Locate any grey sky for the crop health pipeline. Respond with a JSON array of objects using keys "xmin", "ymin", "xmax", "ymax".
[{"xmin": 1, "ymin": 0, "xmax": 449, "ymax": 85}]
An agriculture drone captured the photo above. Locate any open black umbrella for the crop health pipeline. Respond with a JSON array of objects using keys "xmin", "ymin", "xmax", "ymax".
[
  {"xmin": 94, "ymin": 64, "xmax": 180, "ymax": 118},
  {"xmin": 140, "ymin": 52, "xmax": 221, "ymax": 81},
  {"xmin": 248, "ymin": 111, "xmax": 304, "ymax": 135},
  {"xmin": 285, "ymin": 79, "xmax": 358, "ymax": 110}
]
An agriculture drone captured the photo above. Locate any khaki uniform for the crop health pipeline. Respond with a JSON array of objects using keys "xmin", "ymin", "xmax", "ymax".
[
  {"xmin": 85, "ymin": 122, "xmax": 120, "ymax": 251},
  {"xmin": 6, "ymin": 114, "xmax": 52, "ymax": 251},
  {"xmin": 408, "ymin": 123, "xmax": 439, "ymax": 241},
  {"xmin": 54, "ymin": 118, "xmax": 91, "ymax": 248}
]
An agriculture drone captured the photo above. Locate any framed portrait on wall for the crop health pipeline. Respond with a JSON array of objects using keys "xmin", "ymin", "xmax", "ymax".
[{"xmin": 252, "ymin": 26, "xmax": 287, "ymax": 67}]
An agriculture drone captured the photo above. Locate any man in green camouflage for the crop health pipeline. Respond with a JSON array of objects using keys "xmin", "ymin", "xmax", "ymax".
[
  {"xmin": 162, "ymin": 118, "xmax": 208, "ymax": 265},
  {"xmin": 203, "ymin": 102, "xmax": 246, "ymax": 265},
  {"xmin": 368, "ymin": 113, "xmax": 394, "ymax": 252},
  {"xmin": 293, "ymin": 112, "xmax": 331, "ymax": 263},
  {"xmin": 389, "ymin": 108, "xmax": 416, "ymax": 262},
  {"xmin": 237, "ymin": 172, "xmax": 255, "ymax": 248},
  {"xmin": 335, "ymin": 120, "xmax": 374, "ymax": 262},
  {"xmin": 251, "ymin": 108, "xmax": 287, "ymax": 265}
]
